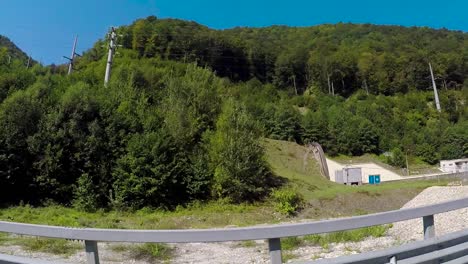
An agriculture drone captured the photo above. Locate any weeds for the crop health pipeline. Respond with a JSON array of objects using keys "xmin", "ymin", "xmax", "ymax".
[
  {"xmin": 283, "ymin": 252, "xmax": 298, "ymax": 262},
  {"xmin": 14, "ymin": 237, "xmax": 81, "ymax": 256},
  {"xmin": 239, "ymin": 240, "xmax": 257, "ymax": 248},
  {"xmin": 304, "ymin": 225, "xmax": 390, "ymax": 247},
  {"xmin": 281, "ymin": 237, "xmax": 303, "ymax": 250},
  {"xmin": 131, "ymin": 243, "xmax": 173, "ymax": 261}
]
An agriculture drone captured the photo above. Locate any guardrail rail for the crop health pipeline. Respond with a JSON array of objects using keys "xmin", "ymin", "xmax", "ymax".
[{"xmin": 1, "ymin": 197, "xmax": 468, "ymax": 263}]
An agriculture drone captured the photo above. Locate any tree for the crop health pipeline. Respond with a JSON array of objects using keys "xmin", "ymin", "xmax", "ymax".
[
  {"xmin": 112, "ymin": 131, "xmax": 191, "ymax": 210},
  {"xmin": 132, "ymin": 19, "xmax": 152, "ymax": 57},
  {"xmin": 0, "ymin": 89, "xmax": 42, "ymax": 203},
  {"xmin": 208, "ymin": 100, "xmax": 274, "ymax": 202},
  {"xmin": 389, "ymin": 148, "xmax": 406, "ymax": 168}
]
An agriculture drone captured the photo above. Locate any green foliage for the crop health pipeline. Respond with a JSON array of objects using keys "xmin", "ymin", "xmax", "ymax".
[
  {"xmin": 272, "ymin": 188, "xmax": 304, "ymax": 216},
  {"xmin": 304, "ymin": 225, "xmax": 390, "ymax": 247},
  {"xmin": 416, "ymin": 143, "xmax": 440, "ymax": 165},
  {"xmin": 268, "ymin": 102, "xmax": 303, "ymax": 143},
  {"xmin": 388, "ymin": 148, "xmax": 406, "ymax": 168},
  {"xmin": 112, "ymin": 132, "xmax": 191, "ymax": 210},
  {"xmin": 117, "ymin": 18, "xmax": 467, "ymax": 95},
  {"xmin": 0, "ymin": 201, "xmax": 281, "ymax": 230},
  {"xmin": 73, "ymin": 173, "xmax": 99, "ymax": 212},
  {"xmin": 0, "ymin": 20, "xmax": 466, "ymax": 210},
  {"xmin": 209, "ymin": 100, "xmax": 275, "ymax": 202},
  {"xmin": 15, "ymin": 238, "xmax": 81, "ymax": 256},
  {"xmin": 110, "ymin": 243, "xmax": 173, "ymax": 261},
  {"xmin": 132, "ymin": 243, "xmax": 173, "ymax": 261},
  {"xmin": 281, "ymin": 237, "xmax": 303, "ymax": 250}
]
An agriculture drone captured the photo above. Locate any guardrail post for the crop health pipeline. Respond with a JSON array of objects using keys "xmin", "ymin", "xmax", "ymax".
[
  {"xmin": 85, "ymin": 240, "xmax": 100, "ymax": 264},
  {"xmin": 423, "ymin": 215, "xmax": 435, "ymax": 239},
  {"xmin": 268, "ymin": 238, "xmax": 282, "ymax": 264}
]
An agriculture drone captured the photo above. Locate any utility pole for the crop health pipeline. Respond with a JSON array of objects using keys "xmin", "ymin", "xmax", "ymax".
[
  {"xmin": 363, "ymin": 79, "xmax": 369, "ymax": 95},
  {"xmin": 63, "ymin": 36, "xmax": 79, "ymax": 75},
  {"xmin": 292, "ymin": 75, "xmax": 297, "ymax": 95},
  {"xmin": 104, "ymin": 27, "xmax": 117, "ymax": 86},
  {"xmin": 26, "ymin": 56, "xmax": 31, "ymax": 69},
  {"xmin": 429, "ymin": 62, "xmax": 441, "ymax": 112},
  {"xmin": 405, "ymin": 151, "xmax": 410, "ymax": 176}
]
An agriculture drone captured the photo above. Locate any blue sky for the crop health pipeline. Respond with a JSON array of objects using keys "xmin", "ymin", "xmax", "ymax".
[{"xmin": 0, "ymin": 0, "xmax": 467, "ymax": 65}]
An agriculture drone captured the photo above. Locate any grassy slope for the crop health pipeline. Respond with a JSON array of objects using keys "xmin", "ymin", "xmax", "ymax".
[
  {"xmin": 263, "ymin": 138, "xmax": 333, "ymax": 200},
  {"xmin": 263, "ymin": 138, "xmax": 448, "ymax": 218}
]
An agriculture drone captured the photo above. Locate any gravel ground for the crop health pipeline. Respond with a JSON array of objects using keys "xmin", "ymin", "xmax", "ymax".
[
  {"xmin": 2, "ymin": 186, "xmax": 467, "ymax": 263},
  {"xmin": 388, "ymin": 186, "xmax": 468, "ymax": 242}
]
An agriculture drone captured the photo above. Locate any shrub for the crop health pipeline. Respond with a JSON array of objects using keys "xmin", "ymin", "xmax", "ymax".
[
  {"xmin": 73, "ymin": 173, "xmax": 99, "ymax": 212},
  {"xmin": 272, "ymin": 188, "xmax": 304, "ymax": 216},
  {"xmin": 388, "ymin": 148, "xmax": 406, "ymax": 168}
]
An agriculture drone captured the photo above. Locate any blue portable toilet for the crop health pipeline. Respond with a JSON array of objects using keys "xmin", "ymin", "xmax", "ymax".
[
  {"xmin": 369, "ymin": 175, "xmax": 381, "ymax": 185},
  {"xmin": 375, "ymin": 175, "xmax": 381, "ymax": 184}
]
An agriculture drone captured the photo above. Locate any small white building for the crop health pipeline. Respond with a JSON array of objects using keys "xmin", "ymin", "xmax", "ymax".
[
  {"xmin": 335, "ymin": 167, "xmax": 363, "ymax": 185},
  {"xmin": 440, "ymin": 158, "xmax": 468, "ymax": 173}
]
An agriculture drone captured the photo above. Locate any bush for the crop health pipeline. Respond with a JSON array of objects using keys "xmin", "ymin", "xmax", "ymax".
[
  {"xmin": 73, "ymin": 173, "xmax": 99, "ymax": 212},
  {"xmin": 388, "ymin": 148, "xmax": 406, "ymax": 168},
  {"xmin": 272, "ymin": 188, "xmax": 304, "ymax": 216}
]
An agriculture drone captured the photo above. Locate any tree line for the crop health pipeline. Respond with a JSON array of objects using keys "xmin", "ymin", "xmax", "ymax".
[{"xmin": 0, "ymin": 55, "xmax": 278, "ymax": 211}]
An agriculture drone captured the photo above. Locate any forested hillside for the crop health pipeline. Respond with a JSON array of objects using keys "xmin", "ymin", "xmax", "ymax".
[
  {"xmin": 0, "ymin": 36, "xmax": 30, "ymax": 62},
  {"xmin": 99, "ymin": 16, "xmax": 468, "ymax": 96},
  {"xmin": 0, "ymin": 17, "xmax": 466, "ymax": 211}
]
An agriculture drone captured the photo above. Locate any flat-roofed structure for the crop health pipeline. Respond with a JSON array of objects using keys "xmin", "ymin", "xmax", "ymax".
[{"xmin": 440, "ymin": 158, "xmax": 468, "ymax": 173}]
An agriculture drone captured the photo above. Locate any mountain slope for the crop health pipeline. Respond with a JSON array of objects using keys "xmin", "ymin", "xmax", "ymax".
[
  {"xmin": 0, "ymin": 35, "xmax": 30, "ymax": 62},
  {"xmin": 80, "ymin": 17, "xmax": 468, "ymax": 96}
]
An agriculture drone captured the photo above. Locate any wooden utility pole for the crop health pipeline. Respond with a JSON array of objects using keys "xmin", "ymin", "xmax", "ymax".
[
  {"xmin": 429, "ymin": 62, "xmax": 441, "ymax": 112},
  {"xmin": 104, "ymin": 27, "xmax": 117, "ymax": 86}
]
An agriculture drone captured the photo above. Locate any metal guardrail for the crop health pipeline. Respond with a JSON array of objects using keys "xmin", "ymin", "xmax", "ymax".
[
  {"xmin": 1, "ymin": 197, "xmax": 468, "ymax": 264},
  {"xmin": 296, "ymin": 228, "xmax": 468, "ymax": 264},
  {"xmin": 0, "ymin": 253, "xmax": 61, "ymax": 264}
]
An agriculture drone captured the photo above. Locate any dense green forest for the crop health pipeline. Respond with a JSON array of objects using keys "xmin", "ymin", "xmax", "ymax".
[{"xmin": 0, "ymin": 16, "xmax": 466, "ymax": 211}]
